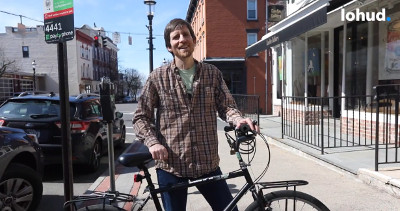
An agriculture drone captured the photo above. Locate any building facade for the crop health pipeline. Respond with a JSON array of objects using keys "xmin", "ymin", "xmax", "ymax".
[
  {"xmin": 0, "ymin": 23, "xmax": 118, "ymax": 103},
  {"xmin": 247, "ymin": 0, "xmax": 400, "ymax": 118},
  {"xmin": 186, "ymin": 0, "xmax": 270, "ymax": 114}
]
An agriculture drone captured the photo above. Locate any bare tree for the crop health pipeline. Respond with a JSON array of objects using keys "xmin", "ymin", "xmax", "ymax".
[
  {"xmin": 0, "ymin": 49, "xmax": 18, "ymax": 78},
  {"xmin": 122, "ymin": 68, "xmax": 144, "ymax": 102}
]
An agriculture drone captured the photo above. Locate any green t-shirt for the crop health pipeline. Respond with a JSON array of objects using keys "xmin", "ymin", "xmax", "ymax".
[{"xmin": 178, "ymin": 64, "xmax": 196, "ymax": 94}]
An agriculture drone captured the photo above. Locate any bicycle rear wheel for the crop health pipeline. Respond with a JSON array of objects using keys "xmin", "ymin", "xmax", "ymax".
[
  {"xmin": 245, "ymin": 190, "xmax": 329, "ymax": 211},
  {"xmin": 77, "ymin": 204, "xmax": 125, "ymax": 211}
]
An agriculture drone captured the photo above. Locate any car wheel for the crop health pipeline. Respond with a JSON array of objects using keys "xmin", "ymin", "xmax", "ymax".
[
  {"xmin": 0, "ymin": 163, "xmax": 43, "ymax": 211},
  {"xmin": 88, "ymin": 140, "xmax": 101, "ymax": 172},
  {"xmin": 118, "ymin": 127, "xmax": 126, "ymax": 147}
]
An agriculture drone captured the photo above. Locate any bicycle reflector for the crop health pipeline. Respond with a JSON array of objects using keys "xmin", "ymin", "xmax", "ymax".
[{"xmin": 134, "ymin": 173, "xmax": 144, "ymax": 183}]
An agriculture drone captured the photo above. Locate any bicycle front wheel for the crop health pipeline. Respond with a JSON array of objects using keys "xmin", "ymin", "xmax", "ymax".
[{"xmin": 245, "ymin": 190, "xmax": 329, "ymax": 211}]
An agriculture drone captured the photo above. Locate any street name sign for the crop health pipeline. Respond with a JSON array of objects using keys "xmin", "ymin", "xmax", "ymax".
[{"xmin": 44, "ymin": 0, "xmax": 74, "ymax": 43}]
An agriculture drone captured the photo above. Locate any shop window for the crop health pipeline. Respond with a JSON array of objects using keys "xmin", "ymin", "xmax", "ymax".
[
  {"xmin": 22, "ymin": 46, "xmax": 29, "ymax": 58},
  {"xmin": 247, "ymin": 0, "xmax": 257, "ymax": 20}
]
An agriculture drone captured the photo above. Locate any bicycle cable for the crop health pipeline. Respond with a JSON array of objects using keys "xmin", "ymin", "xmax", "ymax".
[{"xmin": 253, "ymin": 132, "xmax": 271, "ymax": 183}]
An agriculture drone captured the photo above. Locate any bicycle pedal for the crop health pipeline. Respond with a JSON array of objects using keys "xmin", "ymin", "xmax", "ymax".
[{"xmin": 143, "ymin": 186, "xmax": 150, "ymax": 194}]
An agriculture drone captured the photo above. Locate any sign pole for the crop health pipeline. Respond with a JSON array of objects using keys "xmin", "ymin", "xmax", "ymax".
[
  {"xmin": 44, "ymin": 1, "xmax": 75, "ymax": 209},
  {"xmin": 57, "ymin": 40, "xmax": 74, "ymax": 211}
]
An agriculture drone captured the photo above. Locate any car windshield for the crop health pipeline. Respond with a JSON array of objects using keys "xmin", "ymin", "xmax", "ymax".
[{"xmin": 0, "ymin": 100, "xmax": 76, "ymax": 119}]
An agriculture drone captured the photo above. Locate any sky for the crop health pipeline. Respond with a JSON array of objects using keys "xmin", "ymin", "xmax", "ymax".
[{"xmin": 0, "ymin": 0, "xmax": 190, "ymax": 78}]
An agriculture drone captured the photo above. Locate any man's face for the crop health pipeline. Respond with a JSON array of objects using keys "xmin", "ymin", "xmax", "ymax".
[{"xmin": 167, "ymin": 25, "xmax": 196, "ymax": 60}]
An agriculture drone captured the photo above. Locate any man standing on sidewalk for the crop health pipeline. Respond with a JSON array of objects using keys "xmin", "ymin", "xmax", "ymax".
[{"xmin": 133, "ymin": 18, "xmax": 258, "ymax": 211}]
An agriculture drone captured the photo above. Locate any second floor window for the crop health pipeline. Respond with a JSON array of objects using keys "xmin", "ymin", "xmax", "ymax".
[
  {"xmin": 247, "ymin": 0, "xmax": 257, "ymax": 20},
  {"xmin": 247, "ymin": 32, "xmax": 258, "ymax": 56},
  {"xmin": 22, "ymin": 46, "xmax": 29, "ymax": 58}
]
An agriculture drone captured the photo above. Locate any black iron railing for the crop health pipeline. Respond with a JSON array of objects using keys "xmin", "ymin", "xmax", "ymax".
[
  {"xmin": 282, "ymin": 95, "xmax": 375, "ymax": 154},
  {"xmin": 282, "ymin": 90, "xmax": 400, "ymax": 170},
  {"xmin": 374, "ymin": 84, "xmax": 400, "ymax": 171},
  {"xmin": 232, "ymin": 94, "xmax": 260, "ymax": 124}
]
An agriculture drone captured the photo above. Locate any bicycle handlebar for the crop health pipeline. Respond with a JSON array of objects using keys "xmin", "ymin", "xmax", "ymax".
[
  {"xmin": 225, "ymin": 120, "xmax": 258, "ymax": 153},
  {"xmin": 224, "ymin": 120, "xmax": 258, "ymax": 134}
]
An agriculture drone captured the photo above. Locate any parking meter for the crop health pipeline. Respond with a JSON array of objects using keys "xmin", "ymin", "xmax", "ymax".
[
  {"xmin": 99, "ymin": 77, "xmax": 117, "ymax": 191},
  {"xmin": 99, "ymin": 77, "xmax": 115, "ymax": 123}
]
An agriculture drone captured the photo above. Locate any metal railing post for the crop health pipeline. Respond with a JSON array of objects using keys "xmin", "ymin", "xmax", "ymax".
[
  {"xmin": 281, "ymin": 96, "xmax": 284, "ymax": 139},
  {"xmin": 321, "ymin": 97, "xmax": 324, "ymax": 155},
  {"xmin": 374, "ymin": 87, "xmax": 380, "ymax": 171}
]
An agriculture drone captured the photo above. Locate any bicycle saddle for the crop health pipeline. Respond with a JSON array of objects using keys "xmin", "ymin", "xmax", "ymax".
[{"xmin": 118, "ymin": 152, "xmax": 153, "ymax": 167}]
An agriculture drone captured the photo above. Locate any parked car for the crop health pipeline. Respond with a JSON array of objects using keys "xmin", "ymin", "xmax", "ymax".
[
  {"xmin": 0, "ymin": 126, "xmax": 43, "ymax": 211},
  {"xmin": 0, "ymin": 92, "xmax": 126, "ymax": 172},
  {"xmin": 122, "ymin": 95, "xmax": 135, "ymax": 103}
]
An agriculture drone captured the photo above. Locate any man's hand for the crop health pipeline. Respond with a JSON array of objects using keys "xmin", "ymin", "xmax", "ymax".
[
  {"xmin": 149, "ymin": 144, "xmax": 169, "ymax": 160},
  {"xmin": 235, "ymin": 117, "xmax": 260, "ymax": 133}
]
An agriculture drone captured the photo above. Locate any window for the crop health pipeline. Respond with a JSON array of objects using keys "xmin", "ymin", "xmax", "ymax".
[
  {"xmin": 22, "ymin": 46, "xmax": 29, "ymax": 58},
  {"xmin": 82, "ymin": 100, "xmax": 101, "ymax": 118},
  {"xmin": 247, "ymin": 32, "xmax": 258, "ymax": 56},
  {"xmin": 247, "ymin": 0, "xmax": 257, "ymax": 20},
  {"xmin": 85, "ymin": 85, "xmax": 91, "ymax": 93},
  {"xmin": 247, "ymin": 33, "xmax": 257, "ymax": 46}
]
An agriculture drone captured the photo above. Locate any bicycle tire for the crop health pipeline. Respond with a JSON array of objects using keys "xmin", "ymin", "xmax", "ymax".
[
  {"xmin": 245, "ymin": 190, "xmax": 329, "ymax": 211},
  {"xmin": 77, "ymin": 204, "xmax": 125, "ymax": 211}
]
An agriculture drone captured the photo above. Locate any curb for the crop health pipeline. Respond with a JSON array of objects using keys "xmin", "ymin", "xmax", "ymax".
[
  {"xmin": 357, "ymin": 168, "xmax": 400, "ymax": 198},
  {"xmin": 263, "ymin": 135, "xmax": 356, "ymax": 178},
  {"xmin": 263, "ymin": 133, "xmax": 400, "ymax": 199},
  {"xmin": 80, "ymin": 142, "xmax": 145, "ymax": 209}
]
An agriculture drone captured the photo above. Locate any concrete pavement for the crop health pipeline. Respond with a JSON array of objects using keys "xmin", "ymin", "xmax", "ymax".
[{"xmin": 82, "ymin": 115, "xmax": 400, "ymax": 210}]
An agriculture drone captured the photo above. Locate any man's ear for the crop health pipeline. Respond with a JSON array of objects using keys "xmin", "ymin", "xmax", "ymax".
[{"xmin": 167, "ymin": 46, "xmax": 172, "ymax": 53}]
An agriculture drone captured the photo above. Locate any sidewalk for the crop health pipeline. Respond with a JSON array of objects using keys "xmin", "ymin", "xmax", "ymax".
[
  {"xmin": 257, "ymin": 115, "xmax": 400, "ymax": 198},
  {"xmin": 85, "ymin": 115, "xmax": 400, "ymax": 209}
]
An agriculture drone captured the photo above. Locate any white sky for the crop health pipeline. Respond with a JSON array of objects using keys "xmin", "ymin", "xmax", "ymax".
[{"xmin": 0, "ymin": 0, "xmax": 190, "ymax": 78}]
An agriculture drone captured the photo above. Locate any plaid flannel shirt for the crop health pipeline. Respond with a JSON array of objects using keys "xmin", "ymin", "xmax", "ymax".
[{"xmin": 133, "ymin": 61, "xmax": 243, "ymax": 178}]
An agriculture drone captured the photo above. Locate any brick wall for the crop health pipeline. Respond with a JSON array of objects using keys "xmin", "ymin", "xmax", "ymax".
[{"xmin": 341, "ymin": 117, "xmax": 400, "ymax": 144}]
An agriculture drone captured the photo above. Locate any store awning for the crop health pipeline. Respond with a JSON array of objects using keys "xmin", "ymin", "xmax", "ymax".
[{"xmin": 246, "ymin": 1, "xmax": 329, "ymax": 57}]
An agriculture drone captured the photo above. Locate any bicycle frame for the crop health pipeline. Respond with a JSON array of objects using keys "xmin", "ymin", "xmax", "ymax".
[
  {"xmin": 138, "ymin": 132, "xmax": 263, "ymax": 211},
  {"xmin": 130, "ymin": 127, "xmax": 309, "ymax": 211},
  {"xmin": 139, "ymin": 157, "xmax": 260, "ymax": 211}
]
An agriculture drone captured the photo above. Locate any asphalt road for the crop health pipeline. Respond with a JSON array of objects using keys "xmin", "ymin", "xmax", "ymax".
[{"xmin": 37, "ymin": 103, "xmax": 137, "ymax": 211}]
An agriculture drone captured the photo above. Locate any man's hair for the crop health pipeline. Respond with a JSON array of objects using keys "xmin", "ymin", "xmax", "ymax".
[{"xmin": 164, "ymin": 18, "xmax": 196, "ymax": 53}]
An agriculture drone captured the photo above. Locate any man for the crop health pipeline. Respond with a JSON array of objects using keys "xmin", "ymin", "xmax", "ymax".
[{"xmin": 133, "ymin": 18, "xmax": 258, "ymax": 211}]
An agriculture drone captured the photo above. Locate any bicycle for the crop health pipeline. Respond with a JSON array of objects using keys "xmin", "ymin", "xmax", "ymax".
[{"xmin": 64, "ymin": 122, "xmax": 330, "ymax": 211}]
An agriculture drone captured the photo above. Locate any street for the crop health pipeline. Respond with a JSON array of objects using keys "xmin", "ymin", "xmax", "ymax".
[
  {"xmin": 37, "ymin": 103, "xmax": 400, "ymax": 210},
  {"xmin": 36, "ymin": 103, "xmax": 138, "ymax": 211}
]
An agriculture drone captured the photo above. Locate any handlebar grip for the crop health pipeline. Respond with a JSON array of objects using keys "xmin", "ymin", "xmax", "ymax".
[
  {"xmin": 225, "ymin": 120, "xmax": 258, "ymax": 133},
  {"xmin": 238, "ymin": 124, "xmax": 251, "ymax": 133},
  {"xmin": 238, "ymin": 120, "xmax": 258, "ymax": 133},
  {"xmin": 224, "ymin": 125, "xmax": 235, "ymax": 132}
]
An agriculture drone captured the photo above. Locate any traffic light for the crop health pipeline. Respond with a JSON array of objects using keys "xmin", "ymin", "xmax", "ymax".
[
  {"xmin": 102, "ymin": 36, "xmax": 108, "ymax": 47},
  {"xmin": 94, "ymin": 36, "xmax": 99, "ymax": 47}
]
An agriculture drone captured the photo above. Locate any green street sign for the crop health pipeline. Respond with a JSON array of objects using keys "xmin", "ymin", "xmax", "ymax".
[{"xmin": 44, "ymin": 0, "xmax": 74, "ymax": 43}]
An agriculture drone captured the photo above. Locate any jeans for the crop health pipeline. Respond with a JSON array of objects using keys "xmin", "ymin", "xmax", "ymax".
[{"xmin": 156, "ymin": 167, "xmax": 238, "ymax": 211}]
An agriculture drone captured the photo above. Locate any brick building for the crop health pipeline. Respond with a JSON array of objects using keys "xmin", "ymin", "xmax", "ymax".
[{"xmin": 186, "ymin": 0, "xmax": 270, "ymax": 114}]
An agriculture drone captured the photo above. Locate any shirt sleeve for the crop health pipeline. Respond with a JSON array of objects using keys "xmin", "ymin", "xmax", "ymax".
[
  {"xmin": 214, "ymin": 68, "xmax": 244, "ymax": 125},
  {"xmin": 132, "ymin": 74, "xmax": 160, "ymax": 148}
]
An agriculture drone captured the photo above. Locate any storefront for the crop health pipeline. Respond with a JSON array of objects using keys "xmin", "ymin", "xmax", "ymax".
[
  {"xmin": 246, "ymin": 0, "xmax": 400, "ymax": 118},
  {"xmin": 0, "ymin": 73, "xmax": 44, "ymax": 103}
]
